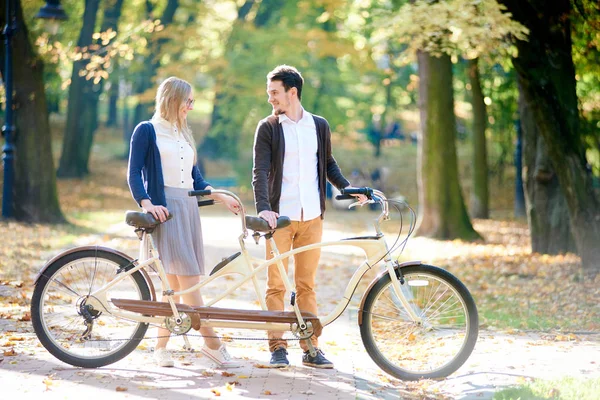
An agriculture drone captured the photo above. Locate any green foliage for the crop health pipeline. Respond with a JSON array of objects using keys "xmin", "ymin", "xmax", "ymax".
[
  {"xmin": 571, "ymin": 1, "xmax": 600, "ymax": 175},
  {"xmin": 373, "ymin": 0, "xmax": 529, "ymax": 60},
  {"xmin": 201, "ymin": 0, "xmax": 372, "ymax": 159}
]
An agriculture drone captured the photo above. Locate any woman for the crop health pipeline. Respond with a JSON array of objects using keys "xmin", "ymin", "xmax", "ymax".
[{"xmin": 128, "ymin": 77, "xmax": 241, "ymax": 368}]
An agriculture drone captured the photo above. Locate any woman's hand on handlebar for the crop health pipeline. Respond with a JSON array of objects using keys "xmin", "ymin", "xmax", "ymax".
[
  {"xmin": 344, "ymin": 186, "xmax": 368, "ymax": 203},
  {"xmin": 210, "ymin": 192, "xmax": 244, "ymax": 215},
  {"xmin": 141, "ymin": 199, "xmax": 169, "ymax": 223}
]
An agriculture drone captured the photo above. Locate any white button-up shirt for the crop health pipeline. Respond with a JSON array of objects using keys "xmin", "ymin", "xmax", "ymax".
[
  {"xmin": 278, "ymin": 109, "xmax": 320, "ymax": 221},
  {"xmin": 151, "ymin": 116, "xmax": 194, "ymax": 189}
]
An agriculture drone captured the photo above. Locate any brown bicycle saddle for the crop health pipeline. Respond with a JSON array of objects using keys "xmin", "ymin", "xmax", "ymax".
[{"xmin": 125, "ymin": 211, "xmax": 174, "ymax": 230}]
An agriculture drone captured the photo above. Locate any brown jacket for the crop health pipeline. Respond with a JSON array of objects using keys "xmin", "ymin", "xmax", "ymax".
[{"xmin": 252, "ymin": 114, "xmax": 350, "ymax": 217}]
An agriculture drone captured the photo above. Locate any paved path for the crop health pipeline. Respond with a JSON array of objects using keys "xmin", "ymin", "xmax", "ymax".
[{"xmin": 1, "ymin": 213, "xmax": 599, "ymax": 399}]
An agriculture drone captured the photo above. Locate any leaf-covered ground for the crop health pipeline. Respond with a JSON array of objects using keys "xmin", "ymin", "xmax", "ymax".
[
  {"xmin": 1, "ymin": 135, "xmax": 599, "ymax": 399},
  {"xmin": 1, "ymin": 143, "xmax": 599, "ymax": 335}
]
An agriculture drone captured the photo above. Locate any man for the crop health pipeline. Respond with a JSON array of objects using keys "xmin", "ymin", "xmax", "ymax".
[{"xmin": 252, "ymin": 65, "xmax": 365, "ymax": 369}]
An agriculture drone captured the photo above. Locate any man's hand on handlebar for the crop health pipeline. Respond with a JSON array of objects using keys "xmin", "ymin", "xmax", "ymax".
[
  {"xmin": 344, "ymin": 186, "xmax": 368, "ymax": 203},
  {"xmin": 258, "ymin": 210, "xmax": 280, "ymax": 229}
]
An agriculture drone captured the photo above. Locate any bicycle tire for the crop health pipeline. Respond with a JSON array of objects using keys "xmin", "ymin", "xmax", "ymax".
[
  {"xmin": 31, "ymin": 249, "xmax": 151, "ymax": 368},
  {"xmin": 360, "ymin": 264, "xmax": 478, "ymax": 380}
]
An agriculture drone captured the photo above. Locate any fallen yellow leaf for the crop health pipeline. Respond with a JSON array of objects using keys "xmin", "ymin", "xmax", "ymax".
[{"xmin": 3, "ymin": 348, "xmax": 17, "ymax": 356}]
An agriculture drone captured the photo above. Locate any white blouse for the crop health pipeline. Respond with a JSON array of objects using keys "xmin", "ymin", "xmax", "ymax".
[{"xmin": 151, "ymin": 116, "xmax": 195, "ymax": 189}]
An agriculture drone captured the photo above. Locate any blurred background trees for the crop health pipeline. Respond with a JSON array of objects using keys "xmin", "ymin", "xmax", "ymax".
[{"xmin": 1, "ymin": 0, "xmax": 598, "ymax": 273}]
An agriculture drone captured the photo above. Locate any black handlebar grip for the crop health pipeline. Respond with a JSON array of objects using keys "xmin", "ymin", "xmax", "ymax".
[
  {"xmin": 335, "ymin": 194, "xmax": 356, "ymax": 200},
  {"xmin": 340, "ymin": 187, "xmax": 373, "ymax": 197},
  {"xmin": 188, "ymin": 189, "xmax": 212, "ymax": 197},
  {"xmin": 198, "ymin": 199, "xmax": 215, "ymax": 207}
]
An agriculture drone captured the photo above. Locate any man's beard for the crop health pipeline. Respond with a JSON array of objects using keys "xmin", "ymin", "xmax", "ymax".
[{"xmin": 273, "ymin": 108, "xmax": 286, "ymax": 116}]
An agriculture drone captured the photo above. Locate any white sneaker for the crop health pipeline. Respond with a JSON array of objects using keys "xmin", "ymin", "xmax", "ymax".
[
  {"xmin": 154, "ymin": 347, "xmax": 174, "ymax": 367},
  {"xmin": 200, "ymin": 345, "xmax": 242, "ymax": 368}
]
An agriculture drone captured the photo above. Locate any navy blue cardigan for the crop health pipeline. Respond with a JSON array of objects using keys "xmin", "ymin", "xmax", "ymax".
[{"xmin": 127, "ymin": 121, "xmax": 210, "ymax": 207}]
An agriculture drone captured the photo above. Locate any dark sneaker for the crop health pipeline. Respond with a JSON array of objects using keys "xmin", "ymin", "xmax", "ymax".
[
  {"xmin": 302, "ymin": 348, "xmax": 334, "ymax": 369},
  {"xmin": 270, "ymin": 347, "xmax": 289, "ymax": 368}
]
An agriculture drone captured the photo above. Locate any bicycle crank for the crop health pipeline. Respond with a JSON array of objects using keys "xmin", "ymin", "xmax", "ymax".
[
  {"xmin": 165, "ymin": 313, "xmax": 193, "ymax": 335},
  {"xmin": 291, "ymin": 321, "xmax": 314, "ymax": 340}
]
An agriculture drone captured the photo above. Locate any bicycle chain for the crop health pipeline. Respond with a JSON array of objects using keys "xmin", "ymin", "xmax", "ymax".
[{"xmin": 77, "ymin": 322, "xmax": 304, "ymax": 342}]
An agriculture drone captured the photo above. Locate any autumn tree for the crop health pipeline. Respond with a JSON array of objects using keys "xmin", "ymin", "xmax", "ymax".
[
  {"xmin": 0, "ymin": 0, "xmax": 64, "ymax": 222},
  {"xmin": 376, "ymin": 0, "xmax": 526, "ymax": 239},
  {"xmin": 499, "ymin": 0, "xmax": 600, "ymax": 274}
]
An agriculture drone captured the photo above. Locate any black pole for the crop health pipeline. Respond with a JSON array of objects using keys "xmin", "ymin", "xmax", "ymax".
[
  {"xmin": 514, "ymin": 119, "xmax": 526, "ymax": 218},
  {"xmin": 2, "ymin": 0, "xmax": 16, "ymax": 218}
]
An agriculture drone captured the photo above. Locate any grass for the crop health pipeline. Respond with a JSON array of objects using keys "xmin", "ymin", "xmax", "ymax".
[
  {"xmin": 494, "ymin": 377, "xmax": 600, "ymax": 400},
  {"xmin": 480, "ymin": 297, "xmax": 583, "ymax": 331}
]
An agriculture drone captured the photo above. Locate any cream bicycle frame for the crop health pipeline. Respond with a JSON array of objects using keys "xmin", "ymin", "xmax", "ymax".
[{"xmin": 86, "ymin": 189, "xmax": 420, "ymax": 334}]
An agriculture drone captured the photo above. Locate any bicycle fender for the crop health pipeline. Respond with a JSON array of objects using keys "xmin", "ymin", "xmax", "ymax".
[
  {"xmin": 33, "ymin": 245, "xmax": 157, "ymax": 301},
  {"xmin": 357, "ymin": 260, "xmax": 422, "ymax": 325}
]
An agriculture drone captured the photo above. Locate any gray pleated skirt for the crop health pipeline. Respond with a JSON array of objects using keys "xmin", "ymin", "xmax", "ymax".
[{"xmin": 152, "ymin": 186, "xmax": 205, "ymax": 276}]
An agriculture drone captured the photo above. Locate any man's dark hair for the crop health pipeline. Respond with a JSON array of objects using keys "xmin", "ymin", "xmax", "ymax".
[{"xmin": 267, "ymin": 65, "xmax": 303, "ymax": 101}]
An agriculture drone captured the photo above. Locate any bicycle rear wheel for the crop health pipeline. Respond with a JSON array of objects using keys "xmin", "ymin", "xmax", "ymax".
[
  {"xmin": 31, "ymin": 249, "xmax": 151, "ymax": 368},
  {"xmin": 360, "ymin": 264, "xmax": 478, "ymax": 380}
]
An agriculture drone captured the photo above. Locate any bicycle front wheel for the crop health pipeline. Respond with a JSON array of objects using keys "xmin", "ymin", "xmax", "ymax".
[
  {"xmin": 31, "ymin": 249, "xmax": 151, "ymax": 368},
  {"xmin": 360, "ymin": 264, "xmax": 478, "ymax": 380}
]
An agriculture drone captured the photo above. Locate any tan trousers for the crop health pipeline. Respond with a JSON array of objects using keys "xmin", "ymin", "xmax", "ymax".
[{"xmin": 265, "ymin": 217, "xmax": 323, "ymax": 352}]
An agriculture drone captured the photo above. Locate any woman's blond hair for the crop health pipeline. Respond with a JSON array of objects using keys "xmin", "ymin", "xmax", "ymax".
[{"xmin": 153, "ymin": 76, "xmax": 197, "ymax": 162}]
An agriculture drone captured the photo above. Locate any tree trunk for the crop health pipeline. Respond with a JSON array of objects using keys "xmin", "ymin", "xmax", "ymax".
[
  {"xmin": 416, "ymin": 51, "xmax": 480, "ymax": 240},
  {"xmin": 467, "ymin": 58, "xmax": 489, "ymax": 219},
  {"xmin": 57, "ymin": 0, "xmax": 101, "ymax": 178},
  {"xmin": 500, "ymin": 0, "xmax": 600, "ymax": 274},
  {"xmin": 79, "ymin": 0, "xmax": 124, "ymax": 169},
  {"xmin": 520, "ymin": 88, "xmax": 576, "ymax": 254},
  {"xmin": 0, "ymin": 0, "xmax": 64, "ymax": 222}
]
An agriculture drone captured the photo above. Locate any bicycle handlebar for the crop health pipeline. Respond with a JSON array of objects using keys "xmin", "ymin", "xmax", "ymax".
[
  {"xmin": 188, "ymin": 189, "xmax": 212, "ymax": 197},
  {"xmin": 335, "ymin": 187, "xmax": 389, "ymax": 235},
  {"xmin": 340, "ymin": 187, "xmax": 373, "ymax": 197},
  {"xmin": 335, "ymin": 194, "xmax": 355, "ymax": 200},
  {"xmin": 189, "ymin": 186, "xmax": 390, "ymax": 239},
  {"xmin": 189, "ymin": 188, "xmax": 249, "ymax": 236}
]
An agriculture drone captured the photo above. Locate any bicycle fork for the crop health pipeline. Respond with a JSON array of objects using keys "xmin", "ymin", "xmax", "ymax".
[
  {"xmin": 385, "ymin": 260, "xmax": 423, "ymax": 323},
  {"xmin": 267, "ymin": 237, "xmax": 318, "ymax": 357}
]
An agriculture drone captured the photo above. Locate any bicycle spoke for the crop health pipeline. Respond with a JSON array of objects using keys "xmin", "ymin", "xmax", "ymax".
[{"xmin": 49, "ymin": 276, "xmax": 81, "ymax": 298}]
